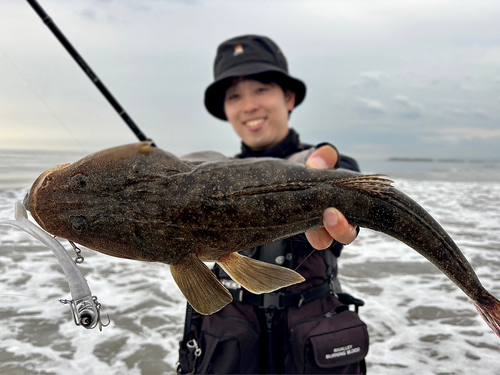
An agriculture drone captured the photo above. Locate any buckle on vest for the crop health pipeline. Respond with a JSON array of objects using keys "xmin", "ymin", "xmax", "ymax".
[{"xmin": 261, "ymin": 292, "xmax": 284, "ymax": 309}]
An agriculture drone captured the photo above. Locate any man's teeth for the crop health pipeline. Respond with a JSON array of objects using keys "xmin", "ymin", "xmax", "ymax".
[{"xmin": 246, "ymin": 119, "xmax": 264, "ymax": 128}]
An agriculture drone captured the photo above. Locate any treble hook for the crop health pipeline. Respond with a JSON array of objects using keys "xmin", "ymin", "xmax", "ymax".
[
  {"xmin": 93, "ymin": 296, "xmax": 111, "ymax": 331},
  {"xmin": 60, "ymin": 295, "xmax": 110, "ymax": 330}
]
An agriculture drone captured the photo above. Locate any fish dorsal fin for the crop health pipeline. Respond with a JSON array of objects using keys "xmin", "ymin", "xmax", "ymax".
[
  {"xmin": 170, "ymin": 254, "xmax": 232, "ymax": 315},
  {"xmin": 217, "ymin": 253, "xmax": 305, "ymax": 294},
  {"xmin": 333, "ymin": 174, "xmax": 395, "ymax": 198}
]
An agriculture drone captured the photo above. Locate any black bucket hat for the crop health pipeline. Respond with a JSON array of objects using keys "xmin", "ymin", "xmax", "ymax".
[{"xmin": 204, "ymin": 34, "xmax": 307, "ymax": 120}]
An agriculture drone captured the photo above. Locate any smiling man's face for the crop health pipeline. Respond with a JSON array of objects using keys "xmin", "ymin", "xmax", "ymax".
[{"xmin": 223, "ymin": 78, "xmax": 296, "ymax": 151}]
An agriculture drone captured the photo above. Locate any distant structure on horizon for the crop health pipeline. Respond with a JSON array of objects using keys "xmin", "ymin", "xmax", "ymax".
[{"xmin": 389, "ymin": 157, "xmax": 499, "ymax": 163}]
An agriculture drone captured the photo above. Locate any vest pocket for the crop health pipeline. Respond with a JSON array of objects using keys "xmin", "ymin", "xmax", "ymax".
[{"xmin": 288, "ymin": 305, "xmax": 369, "ymax": 374}]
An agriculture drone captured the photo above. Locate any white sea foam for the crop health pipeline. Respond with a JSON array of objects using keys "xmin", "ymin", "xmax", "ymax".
[
  {"xmin": 340, "ymin": 178, "xmax": 500, "ymax": 374},
  {"xmin": 1, "ymin": 157, "xmax": 500, "ymax": 374}
]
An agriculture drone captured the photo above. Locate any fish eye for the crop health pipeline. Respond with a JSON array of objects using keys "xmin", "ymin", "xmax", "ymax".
[
  {"xmin": 70, "ymin": 173, "xmax": 88, "ymax": 188},
  {"xmin": 71, "ymin": 216, "xmax": 89, "ymax": 232},
  {"xmin": 41, "ymin": 176, "xmax": 52, "ymax": 188}
]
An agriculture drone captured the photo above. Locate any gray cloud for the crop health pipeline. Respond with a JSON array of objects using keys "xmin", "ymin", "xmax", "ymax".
[
  {"xmin": 421, "ymin": 127, "xmax": 500, "ymax": 143},
  {"xmin": 77, "ymin": 9, "xmax": 98, "ymax": 21},
  {"xmin": 450, "ymin": 108, "xmax": 489, "ymax": 119},
  {"xmin": 355, "ymin": 97, "xmax": 386, "ymax": 116},
  {"xmin": 452, "ymin": 108, "xmax": 469, "ymax": 117},
  {"xmin": 473, "ymin": 108, "xmax": 489, "ymax": 119},
  {"xmin": 351, "ymin": 71, "xmax": 389, "ymax": 89},
  {"xmin": 393, "ymin": 95, "xmax": 424, "ymax": 119}
]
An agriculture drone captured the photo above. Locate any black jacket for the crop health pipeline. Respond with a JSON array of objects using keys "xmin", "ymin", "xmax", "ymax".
[{"xmin": 236, "ymin": 128, "xmax": 360, "ymax": 172}]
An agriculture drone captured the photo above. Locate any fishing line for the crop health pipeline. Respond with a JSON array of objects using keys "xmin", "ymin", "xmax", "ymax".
[
  {"xmin": 0, "ymin": 48, "xmax": 87, "ymax": 153},
  {"xmin": 294, "ymin": 248, "xmax": 316, "ymax": 271},
  {"xmin": 0, "ymin": 294, "xmax": 45, "ymax": 302},
  {"xmin": 0, "ymin": 293, "xmax": 51, "ymax": 302}
]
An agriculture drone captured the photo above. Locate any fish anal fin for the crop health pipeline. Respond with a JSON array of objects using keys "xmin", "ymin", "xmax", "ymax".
[
  {"xmin": 217, "ymin": 252, "xmax": 305, "ymax": 294},
  {"xmin": 334, "ymin": 174, "xmax": 395, "ymax": 198},
  {"xmin": 170, "ymin": 254, "xmax": 232, "ymax": 315}
]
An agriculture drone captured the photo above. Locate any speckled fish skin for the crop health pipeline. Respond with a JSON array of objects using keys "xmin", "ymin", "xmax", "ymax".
[
  {"xmin": 26, "ymin": 143, "xmax": 382, "ymax": 264},
  {"xmin": 25, "ymin": 142, "xmax": 500, "ymax": 329}
]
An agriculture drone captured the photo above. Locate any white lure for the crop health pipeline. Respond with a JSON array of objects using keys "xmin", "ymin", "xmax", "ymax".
[{"xmin": 0, "ymin": 201, "xmax": 108, "ymax": 330}]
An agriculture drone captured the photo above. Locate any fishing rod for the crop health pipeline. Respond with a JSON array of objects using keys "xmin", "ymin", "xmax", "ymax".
[{"xmin": 26, "ymin": 0, "xmax": 155, "ymax": 146}]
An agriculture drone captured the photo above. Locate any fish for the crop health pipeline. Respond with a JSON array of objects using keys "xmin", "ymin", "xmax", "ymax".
[{"xmin": 23, "ymin": 142, "xmax": 500, "ymax": 337}]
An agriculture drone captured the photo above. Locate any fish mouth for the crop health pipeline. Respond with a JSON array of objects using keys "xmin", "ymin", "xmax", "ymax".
[{"xmin": 26, "ymin": 163, "xmax": 71, "ymax": 221}]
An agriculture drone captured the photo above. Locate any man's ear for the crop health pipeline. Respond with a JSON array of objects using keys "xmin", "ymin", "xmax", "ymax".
[{"xmin": 285, "ymin": 90, "xmax": 296, "ymax": 111}]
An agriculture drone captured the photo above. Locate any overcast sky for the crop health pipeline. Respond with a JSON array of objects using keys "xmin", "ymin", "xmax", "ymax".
[{"xmin": 1, "ymin": 0, "xmax": 499, "ymax": 160}]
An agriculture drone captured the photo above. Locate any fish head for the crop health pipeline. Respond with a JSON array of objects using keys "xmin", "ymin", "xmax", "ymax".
[
  {"xmin": 24, "ymin": 142, "xmax": 188, "ymax": 246},
  {"xmin": 24, "ymin": 152, "xmax": 119, "ymax": 242}
]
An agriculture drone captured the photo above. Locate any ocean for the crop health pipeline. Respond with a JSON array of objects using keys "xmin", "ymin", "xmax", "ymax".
[{"xmin": 1, "ymin": 149, "xmax": 500, "ymax": 375}]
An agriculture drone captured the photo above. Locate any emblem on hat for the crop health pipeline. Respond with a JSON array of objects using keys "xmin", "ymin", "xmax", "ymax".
[{"xmin": 233, "ymin": 44, "xmax": 244, "ymax": 56}]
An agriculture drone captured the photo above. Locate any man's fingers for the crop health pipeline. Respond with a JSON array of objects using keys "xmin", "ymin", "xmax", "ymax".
[
  {"xmin": 304, "ymin": 146, "xmax": 357, "ymax": 249},
  {"xmin": 305, "ymin": 228, "xmax": 334, "ymax": 250},
  {"xmin": 323, "ymin": 208, "xmax": 357, "ymax": 245},
  {"xmin": 305, "ymin": 209, "xmax": 357, "ymax": 249},
  {"xmin": 305, "ymin": 145, "xmax": 338, "ymax": 169}
]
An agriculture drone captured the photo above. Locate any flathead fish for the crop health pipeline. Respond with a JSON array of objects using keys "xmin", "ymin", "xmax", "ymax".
[{"xmin": 24, "ymin": 142, "xmax": 500, "ymax": 337}]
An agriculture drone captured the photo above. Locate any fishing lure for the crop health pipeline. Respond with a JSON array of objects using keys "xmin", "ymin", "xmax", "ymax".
[{"xmin": 0, "ymin": 201, "xmax": 109, "ymax": 331}]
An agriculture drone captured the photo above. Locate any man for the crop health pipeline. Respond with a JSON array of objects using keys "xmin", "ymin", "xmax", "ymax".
[{"xmin": 178, "ymin": 35, "xmax": 368, "ymax": 374}]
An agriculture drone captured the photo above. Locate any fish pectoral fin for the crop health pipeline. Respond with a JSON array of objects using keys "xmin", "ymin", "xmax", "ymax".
[
  {"xmin": 170, "ymin": 254, "xmax": 232, "ymax": 315},
  {"xmin": 217, "ymin": 252, "xmax": 305, "ymax": 294},
  {"xmin": 333, "ymin": 174, "xmax": 395, "ymax": 198}
]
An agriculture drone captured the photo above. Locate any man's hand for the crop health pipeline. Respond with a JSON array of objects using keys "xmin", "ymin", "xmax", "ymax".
[{"xmin": 304, "ymin": 145, "xmax": 358, "ymax": 250}]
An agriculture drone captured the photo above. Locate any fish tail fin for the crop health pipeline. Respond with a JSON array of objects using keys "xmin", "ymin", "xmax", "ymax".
[
  {"xmin": 472, "ymin": 295, "xmax": 500, "ymax": 337},
  {"xmin": 217, "ymin": 252, "xmax": 305, "ymax": 294},
  {"xmin": 170, "ymin": 254, "xmax": 232, "ymax": 315}
]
